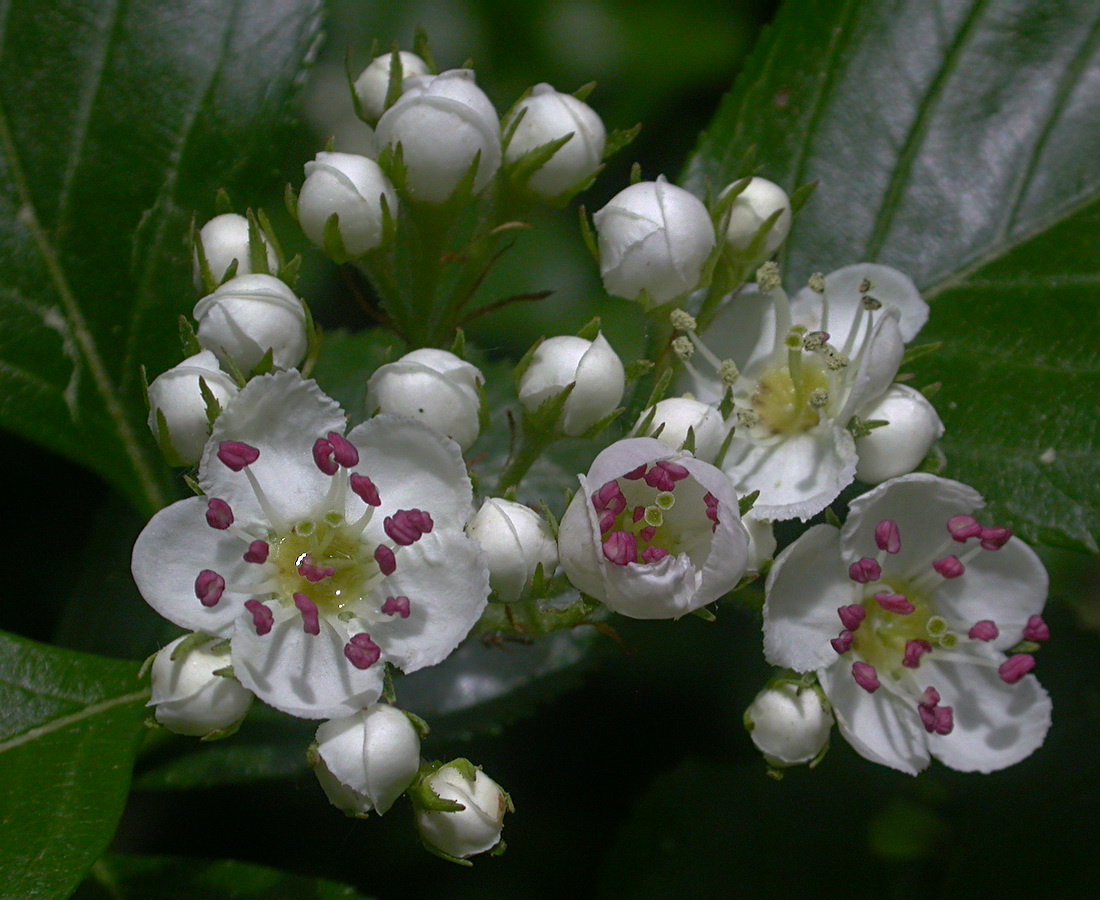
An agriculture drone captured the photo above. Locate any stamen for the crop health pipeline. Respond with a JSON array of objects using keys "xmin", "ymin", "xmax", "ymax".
[
  {"xmin": 632, "ymin": 505, "xmax": 646, "ymax": 523},
  {"xmin": 875, "ymin": 592, "xmax": 914, "ymax": 615},
  {"xmin": 947, "ymin": 515, "xmax": 982, "ymax": 542},
  {"xmin": 243, "ymin": 540, "xmax": 269, "ymax": 564},
  {"xmin": 902, "ymin": 639, "xmax": 932, "ymax": 668},
  {"xmin": 643, "ymin": 461, "xmax": 689, "ymax": 491},
  {"xmin": 655, "ymin": 491, "xmax": 676, "ymax": 511},
  {"xmin": 244, "ymin": 599, "xmax": 274, "ymax": 635},
  {"xmin": 344, "ymin": 633, "xmax": 381, "ymax": 669},
  {"xmin": 384, "ymin": 508, "xmax": 434, "ymax": 545},
  {"xmin": 312, "ymin": 438, "xmax": 339, "ymax": 476},
  {"xmin": 643, "ymin": 506, "xmax": 663, "ymax": 527},
  {"xmin": 374, "ymin": 545, "xmax": 396, "ymax": 576},
  {"xmin": 293, "ymin": 592, "xmax": 320, "ymax": 635},
  {"xmin": 838, "ymin": 605, "xmax": 867, "ymax": 631},
  {"xmin": 602, "ymin": 531, "xmax": 637, "ymax": 565},
  {"xmin": 669, "ymin": 308, "xmax": 697, "ymax": 332},
  {"xmin": 980, "ymin": 526, "xmax": 1012, "ymax": 551},
  {"xmin": 998, "ymin": 654, "xmax": 1036, "ymax": 684},
  {"xmin": 968, "ymin": 620, "xmax": 999, "ymax": 641},
  {"xmin": 831, "ymin": 630, "xmax": 854, "ymax": 654},
  {"xmin": 594, "ymin": 480, "xmax": 626, "ymax": 514},
  {"xmin": 1023, "ymin": 615, "xmax": 1050, "ymax": 642},
  {"xmin": 875, "ymin": 520, "xmax": 901, "ymax": 554},
  {"xmin": 848, "ymin": 557, "xmax": 881, "ymax": 583},
  {"xmin": 623, "ymin": 463, "xmax": 648, "ymax": 480},
  {"xmin": 205, "ymin": 498, "xmax": 234, "ymax": 529},
  {"xmin": 195, "ymin": 570, "xmax": 225, "ymax": 607},
  {"xmin": 918, "ymin": 688, "xmax": 954, "ymax": 735},
  {"xmin": 852, "ymin": 661, "xmax": 880, "ymax": 693},
  {"xmin": 382, "ymin": 596, "xmax": 411, "ymax": 618},
  {"xmin": 327, "ymin": 432, "xmax": 359, "ymax": 467},
  {"xmin": 704, "ymin": 492, "xmax": 719, "ymax": 529},
  {"xmin": 598, "ymin": 509, "xmax": 616, "ymax": 533},
  {"xmin": 933, "ymin": 555, "xmax": 965, "ymax": 578},
  {"xmin": 298, "ymin": 554, "xmax": 336, "ymax": 582},
  {"xmin": 217, "ymin": 441, "xmax": 260, "ymax": 471},
  {"xmin": 350, "ymin": 474, "xmax": 382, "ymax": 506},
  {"xmin": 639, "ymin": 525, "xmax": 657, "ymax": 542},
  {"xmin": 641, "ymin": 546, "xmax": 669, "ymax": 563}
]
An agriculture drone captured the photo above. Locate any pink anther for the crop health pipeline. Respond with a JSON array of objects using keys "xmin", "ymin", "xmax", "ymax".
[
  {"xmin": 374, "ymin": 545, "xmax": 396, "ymax": 576},
  {"xmin": 350, "ymin": 474, "xmax": 381, "ymax": 506},
  {"xmin": 852, "ymin": 661, "xmax": 880, "ymax": 693},
  {"xmin": 838, "ymin": 605, "xmax": 867, "ymax": 631},
  {"xmin": 344, "ymin": 633, "xmax": 381, "ymax": 669},
  {"xmin": 293, "ymin": 592, "xmax": 320, "ymax": 635},
  {"xmin": 382, "ymin": 596, "xmax": 411, "ymax": 619},
  {"xmin": 244, "ymin": 599, "xmax": 274, "ymax": 635},
  {"xmin": 902, "ymin": 639, "xmax": 932, "ymax": 668},
  {"xmin": 243, "ymin": 540, "xmax": 269, "ymax": 564},
  {"xmin": 875, "ymin": 520, "xmax": 901, "ymax": 554},
  {"xmin": 947, "ymin": 515, "xmax": 982, "ymax": 542},
  {"xmin": 875, "ymin": 592, "xmax": 914, "ymax": 615},
  {"xmin": 1023, "ymin": 615, "xmax": 1050, "ymax": 642},
  {"xmin": 968, "ymin": 620, "xmax": 999, "ymax": 642},
  {"xmin": 933, "ymin": 555, "xmax": 965, "ymax": 578},
  {"xmin": 205, "ymin": 498, "xmax": 234, "ymax": 530},
  {"xmin": 217, "ymin": 441, "xmax": 260, "ymax": 471},
  {"xmin": 998, "ymin": 654, "xmax": 1036, "ymax": 685},
  {"xmin": 312, "ymin": 438, "xmax": 339, "ymax": 476},
  {"xmin": 327, "ymin": 432, "xmax": 359, "ymax": 468},
  {"xmin": 602, "ymin": 531, "xmax": 638, "ymax": 566},
  {"xmin": 848, "ymin": 557, "xmax": 881, "ymax": 583},
  {"xmin": 194, "ymin": 569, "xmax": 225, "ymax": 607}
]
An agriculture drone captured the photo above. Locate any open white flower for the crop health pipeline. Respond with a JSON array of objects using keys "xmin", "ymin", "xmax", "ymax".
[
  {"xmin": 558, "ymin": 437, "xmax": 749, "ymax": 619},
  {"xmin": 132, "ymin": 371, "xmax": 490, "ymax": 720},
  {"xmin": 763, "ymin": 473, "xmax": 1052, "ymax": 774},
  {"xmin": 682, "ymin": 263, "xmax": 931, "ymax": 521}
]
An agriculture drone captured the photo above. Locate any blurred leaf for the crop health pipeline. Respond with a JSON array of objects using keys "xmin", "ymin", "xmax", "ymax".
[
  {"xmin": 73, "ymin": 853, "xmax": 372, "ymax": 900},
  {"xmin": 0, "ymin": 0, "xmax": 324, "ymax": 517},
  {"xmin": 0, "ymin": 632, "xmax": 148, "ymax": 900},
  {"xmin": 685, "ymin": 0, "xmax": 1100, "ymax": 551},
  {"xmin": 309, "ymin": 327, "xmax": 403, "ymax": 426}
]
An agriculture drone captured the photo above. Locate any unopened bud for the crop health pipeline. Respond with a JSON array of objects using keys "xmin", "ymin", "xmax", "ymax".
[
  {"xmin": 518, "ymin": 333, "xmax": 625, "ymax": 436},
  {"xmin": 298, "ymin": 152, "xmax": 398, "ymax": 256},
  {"xmin": 353, "ymin": 51, "xmax": 430, "ymax": 123},
  {"xmin": 149, "ymin": 635, "xmax": 253, "ymax": 737},
  {"xmin": 193, "ymin": 213, "xmax": 277, "ymax": 289},
  {"xmin": 854, "ymin": 384, "xmax": 944, "ymax": 484},
  {"xmin": 147, "ymin": 350, "xmax": 239, "ymax": 464},
  {"xmin": 720, "ymin": 176, "xmax": 792, "ymax": 258},
  {"xmin": 744, "ymin": 681, "xmax": 833, "ymax": 767}
]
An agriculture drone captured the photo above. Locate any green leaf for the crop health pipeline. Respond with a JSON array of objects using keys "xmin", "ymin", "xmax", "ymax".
[
  {"xmin": 308, "ymin": 328, "xmax": 405, "ymax": 427},
  {"xmin": 0, "ymin": 0, "xmax": 324, "ymax": 517},
  {"xmin": 0, "ymin": 631, "xmax": 149, "ymax": 900},
  {"xmin": 73, "ymin": 853, "xmax": 373, "ymax": 900},
  {"xmin": 684, "ymin": 0, "xmax": 1100, "ymax": 551}
]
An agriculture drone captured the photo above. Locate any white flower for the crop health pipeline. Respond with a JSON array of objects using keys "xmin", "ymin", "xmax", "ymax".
[
  {"xmin": 763, "ymin": 473, "xmax": 1052, "ymax": 774},
  {"xmin": 683, "ymin": 263, "xmax": 931, "ymax": 521},
  {"xmin": 311, "ymin": 704, "xmax": 421, "ymax": 816},
  {"xmin": 297, "ymin": 152, "xmax": 398, "ymax": 257},
  {"xmin": 503, "ymin": 83, "xmax": 605, "ymax": 199},
  {"xmin": 366, "ymin": 348, "xmax": 484, "ymax": 451},
  {"xmin": 375, "ymin": 69, "xmax": 501, "ymax": 204},
  {"xmin": 744, "ymin": 681, "xmax": 833, "ymax": 767},
  {"xmin": 147, "ymin": 350, "xmax": 239, "ymax": 465},
  {"xmin": 854, "ymin": 384, "xmax": 944, "ymax": 485},
  {"xmin": 467, "ymin": 498, "xmax": 559, "ymax": 602},
  {"xmin": 720, "ymin": 177, "xmax": 792, "ymax": 258},
  {"xmin": 148, "ymin": 634, "xmax": 254, "ymax": 737},
  {"xmin": 353, "ymin": 51, "xmax": 431, "ymax": 123},
  {"xmin": 131, "ymin": 371, "xmax": 490, "ymax": 720},
  {"xmin": 557, "ymin": 438, "xmax": 750, "ymax": 619},
  {"xmin": 629, "ymin": 396, "xmax": 729, "ymax": 464},
  {"xmin": 415, "ymin": 761, "xmax": 511, "ymax": 860},
  {"xmin": 193, "ymin": 274, "xmax": 308, "ymax": 375},
  {"xmin": 593, "ymin": 177, "xmax": 715, "ymax": 303},
  {"xmin": 518, "ymin": 332, "xmax": 625, "ymax": 437},
  {"xmin": 192, "ymin": 213, "xmax": 277, "ymax": 289}
]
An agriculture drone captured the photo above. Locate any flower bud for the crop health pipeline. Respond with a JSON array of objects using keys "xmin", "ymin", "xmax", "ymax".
[
  {"xmin": 149, "ymin": 634, "xmax": 253, "ymax": 737},
  {"xmin": 854, "ymin": 384, "xmax": 944, "ymax": 485},
  {"xmin": 193, "ymin": 274, "xmax": 308, "ymax": 375},
  {"xmin": 518, "ymin": 333, "xmax": 625, "ymax": 436},
  {"xmin": 353, "ymin": 50, "xmax": 430, "ymax": 123},
  {"xmin": 375, "ymin": 69, "xmax": 501, "ymax": 204},
  {"xmin": 366, "ymin": 348, "xmax": 484, "ymax": 451},
  {"xmin": 629, "ymin": 396, "xmax": 728, "ymax": 464},
  {"xmin": 467, "ymin": 498, "xmax": 558, "ymax": 602},
  {"xmin": 593, "ymin": 176, "xmax": 715, "ymax": 303},
  {"xmin": 297, "ymin": 152, "xmax": 398, "ymax": 257},
  {"xmin": 720, "ymin": 177, "xmax": 792, "ymax": 257},
  {"xmin": 147, "ymin": 350, "xmax": 239, "ymax": 464},
  {"xmin": 744, "ymin": 681, "xmax": 833, "ymax": 767},
  {"xmin": 192, "ymin": 213, "xmax": 277, "ymax": 289},
  {"xmin": 415, "ymin": 761, "xmax": 511, "ymax": 860},
  {"xmin": 503, "ymin": 83, "xmax": 605, "ymax": 199},
  {"xmin": 310, "ymin": 705, "xmax": 421, "ymax": 816}
]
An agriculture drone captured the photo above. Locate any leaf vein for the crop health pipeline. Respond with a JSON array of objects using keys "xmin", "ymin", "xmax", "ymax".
[{"xmin": 0, "ymin": 688, "xmax": 149, "ymax": 753}]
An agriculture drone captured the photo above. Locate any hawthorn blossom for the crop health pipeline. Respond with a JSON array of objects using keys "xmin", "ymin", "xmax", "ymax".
[
  {"xmin": 763, "ymin": 473, "xmax": 1052, "ymax": 774},
  {"xmin": 557, "ymin": 437, "xmax": 749, "ymax": 619},
  {"xmin": 132, "ymin": 371, "xmax": 490, "ymax": 720},
  {"xmin": 681, "ymin": 263, "xmax": 933, "ymax": 521}
]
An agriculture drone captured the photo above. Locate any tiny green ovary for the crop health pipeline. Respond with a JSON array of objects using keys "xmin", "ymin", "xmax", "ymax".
[
  {"xmin": 851, "ymin": 582, "xmax": 936, "ymax": 676},
  {"xmin": 269, "ymin": 521, "xmax": 374, "ymax": 613},
  {"xmin": 751, "ymin": 363, "xmax": 829, "ymax": 435}
]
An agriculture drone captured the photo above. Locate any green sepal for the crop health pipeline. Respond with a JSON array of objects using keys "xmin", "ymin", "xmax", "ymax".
[
  {"xmin": 603, "ymin": 123, "xmax": 641, "ymax": 161},
  {"xmin": 153, "ymin": 406, "xmax": 187, "ymax": 468},
  {"xmin": 345, "ymin": 47, "xmax": 369, "ymax": 123},
  {"xmin": 713, "ymin": 420, "xmax": 737, "ymax": 469},
  {"xmin": 192, "ymin": 215, "xmax": 219, "ymax": 295},
  {"xmin": 199, "ymin": 717, "xmax": 245, "ymax": 742},
  {"xmin": 249, "ymin": 347, "xmax": 276, "ymax": 379},
  {"xmin": 413, "ymin": 27, "xmax": 437, "ymax": 74},
  {"xmin": 381, "ymin": 43, "xmax": 406, "ymax": 120},
  {"xmin": 1010, "ymin": 641, "xmax": 1042, "ymax": 655},
  {"xmin": 629, "ymin": 161, "xmax": 642, "ymax": 185},
  {"xmin": 692, "ymin": 606, "xmax": 717, "ymax": 622},
  {"xmin": 901, "ymin": 341, "xmax": 943, "ymax": 366},
  {"xmin": 322, "ymin": 212, "xmax": 351, "ymax": 264},
  {"xmin": 284, "ymin": 182, "xmax": 299, "ymax": 220},
  {"xmin": 711, "ymin": 175, "xmax": 751, "ymax": 224},
  {"xmin": 214, "ymin": 188, "xmax": 234, "ymax": 216},
  {"xmin": 300, "ymin": 294, "xmax": 322, "ymax": 379},
  {"xmin": 624, "ymin": 358, "xmax": 654, "ymax": 382},
  {"xmin": 499, "ymin": 102, "xmax": 529, "ymax": 154},
  {"xmin": 402, "ymin": 709, "xmax": 431, "ymax": 739},
  {"xmin": 738, "ymin": 490, "xmax": 760, "ymax": 517},
  {"xmin": 645, "ymin": 366, "xmax": 675, "ymax": 409},
  {"xmin": 170, "ymin": 632, "xmax": 215, "ymax": 662},
  {"xmin": 277, "ymin": 253, "xmax": 302, "ymax": 287},
  {"xmin": 920, "ymin": 381, "xmax": 942, "ymax": 400},
  {"xmin": 575, "ymin": 316, "xmax": 602, "ymax": 341},
  {"xmin": 246, "ymin": 209, "xmax": 271, "ymax": 275},
  {"xmin": 512, "ymin": 336, "xmax": 544, "ymax": 387},
  {"xmin": 572, "ymin": 80, "xmax": 596, "ymax": 102},
  {"xmin": 917, "ymin": 443, "xmax": 947, "ymax": 475},
  {"xmin": 718, "ymin": 385, "xmax": 736, "ymax": 420},
  {"xmin": 682, "ymin": 424, "xmax": 697, "ymax": 455},
  {"xmin": 408, "ymin": 760, "xmax": 468, "ymax": 813},
  {"xmin": 578, "ymin": 205, "xmax": 600, "ymax": 261},
  {"xmin": 788, "ymin": 180, "xmax": 819, "ymax": 214},
  {"xmin": 184, "ymin": 474, "xmax": 203, "ymax": 496},
  {"xmin": 210, "ymin": 665, "xmax": 235, "ymax": 678},
  {"xmin": 825, "ymin": 507, "xmax": 842, "ymax": 529},
  {"xmin": 178, "ymin": 315, "xmax": 202, "ymax": 357},
  {"xmin": 504, "ymin": 131, "xmax": 575, "ymax": 189},
  {"xmin": 381, "ymin": 663, "xmax": 398, "ymax": 705},
  {"xmin": 198, "ymin": 376, "xmax": 223, "ymax": 428}
]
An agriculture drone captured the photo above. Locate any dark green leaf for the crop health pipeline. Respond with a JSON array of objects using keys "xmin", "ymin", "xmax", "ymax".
[
  {"xmin": 685, "ymin": 0, "xmax": 1100, "ymax": 550},
  {"xmin": 308, "ymin": 328, "xmax": 404, "ymax": 427},
  {"xmin": 0, "ymin": 631, "xmax": 148, "ymax": 900},
  {"xmin": 0, "ymin": 0, "xmax": 324, "ymax": 517},
  {"xmin": 73, "ymin": 853, "xmax": 372, "ymax": 900}
]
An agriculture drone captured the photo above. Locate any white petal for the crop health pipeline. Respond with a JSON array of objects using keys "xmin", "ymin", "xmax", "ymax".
[
  {"xmin": 791, "ymin": 264, "xmax": 928, "ymax": 344},
  {"xmin": 131, "ymin": 497, "xmax": 257, "ymax": 637},
  {"xmin": 232, "ymin": 604, "xmax": 384, "ymax": 719},
  {"xmin": 601, "ymin": 552, "xmax": 699, "ymax": 619},
  {"xmin": 922, "ymin": 658, "xmax": 1052, "ymax": 773},
  {"xmin": 685, "ymin": 285, "xmax": 776, "ymax": 403},
  {"xmin": 726, "ymin": 427, "xmax": 857, "ymax": 522},
  {"xmin": 556, "ymin": 476, "xmax": 607, "ymax": 602},
  {"xmin": 840, "ymin": 474, "xmax": 985, "ymax": 569},
  {"xmin": 200, "ymin": 372, "xmax": 345, "ymax": 523},
  {"xmin": 763, "ymin": 524, "xmax": 856, "ymax": 671},
  {"xmin": 818, "ymin": 663, "xmax": 930, "ymax": 775},
  {"xmin": 931, "ymin": 539, "xmax": 1049, "ymax": 651},
  {"xmin": 838, "ymin": 311, "xmax": 905, "ymax": 419},
  {"xmin": 374, "ymin": 529, "xmax": 489, "ymax": 672},
  {"xmin": 345, "ymin": 415, "xmax": 474, "ymax": 531}
]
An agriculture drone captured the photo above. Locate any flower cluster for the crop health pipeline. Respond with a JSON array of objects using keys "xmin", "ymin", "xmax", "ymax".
[{"xmin": 129, "ymin": 37, "xmax": 1055, "ymax": 865}]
